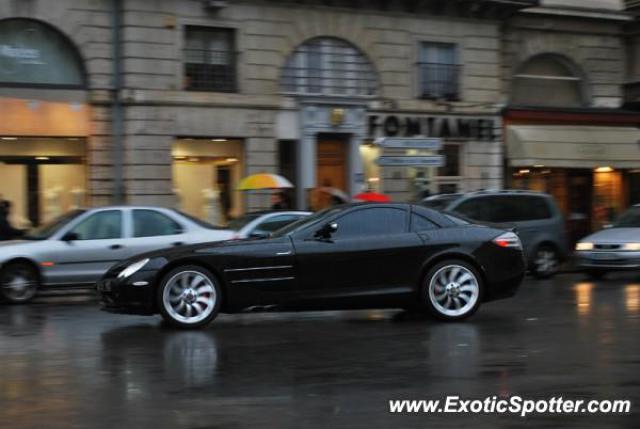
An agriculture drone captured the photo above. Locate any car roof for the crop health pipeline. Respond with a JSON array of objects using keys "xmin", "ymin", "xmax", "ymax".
[
  {"xmin": 242, "ymin": 210, "xmax": 311, "ymax": 216},
  {"xmin": 80, "ymin": 205, "xmax": 178, "ymax": 211}
]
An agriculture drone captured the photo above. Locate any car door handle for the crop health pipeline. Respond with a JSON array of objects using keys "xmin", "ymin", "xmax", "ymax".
[
  {"xmin": 109, "ymin": 244, "xmax": 123, "ymax": 250},
  {"xmin": 172, "ymin": 241, "xmax": 184, "ymax": 247}
]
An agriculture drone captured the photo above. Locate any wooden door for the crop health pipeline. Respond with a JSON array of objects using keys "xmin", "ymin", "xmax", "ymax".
[{"xmin": 316, "ymin": 139, "xmax": 347, "ymax": 191}]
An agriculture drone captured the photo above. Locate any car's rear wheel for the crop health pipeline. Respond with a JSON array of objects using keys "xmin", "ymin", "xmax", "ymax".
[
  {"xmin": 0, "ymin": 262, "xmax": 39, "ymax": 304},
  {"xmin": 531, "ymin": 245, "xmax": 559, "ymax": 279},
  {"xmin": 157, "ymin": 265, "xmax": 221, "ymax": 329},
  {"xmin": 422, "ymin": 260, "xmax": 483, "ymax": 321}
]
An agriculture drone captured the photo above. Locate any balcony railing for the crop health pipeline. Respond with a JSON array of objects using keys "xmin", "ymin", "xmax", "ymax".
[
  {"xmin": 417, "ymin": 62, "xmax": 461, "ymax": 100},
  {"xmin": 184, "ymin": 48, "xmax": 236, "ymax": 92}
]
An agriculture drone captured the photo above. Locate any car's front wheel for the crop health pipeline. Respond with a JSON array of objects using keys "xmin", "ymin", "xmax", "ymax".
[
  {"xmin": 422, "ymin": 260, "xmax": 483, "ymax": 321},
  {"xmin": 157, "ymin": 265, "xmax": 221, "ymax": 329},
  {"xmin": 0, "ymin": 262, "xmax": 40, "ymax": 304}
]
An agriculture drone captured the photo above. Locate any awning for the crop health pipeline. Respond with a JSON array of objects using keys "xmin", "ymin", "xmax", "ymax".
[{"xmin": 506, "ymin": 125, "xmax": 640, "ymax": 169}]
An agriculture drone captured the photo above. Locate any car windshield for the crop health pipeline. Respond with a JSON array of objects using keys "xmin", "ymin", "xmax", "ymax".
[
  {"xmin": 271, "ymin": 207, "xmax": 343, "ymax": 237},
  {"xmin": 422, "ymin": 194, "xmax": 461, "ymax": 211},
  {"xmin": 227, "ymin": 213, "xmax": 263, "ymax": 231},
  {"xmin": 23, "ymin": 209, "xmax": 86, "ymax": 240},
  {"xmin": 614, "ymin": 207, "xmax": 640, "ymax": 228},
  {"xmin": 171, "ymin": 209, "xmax": 226, "ymax": 229}
]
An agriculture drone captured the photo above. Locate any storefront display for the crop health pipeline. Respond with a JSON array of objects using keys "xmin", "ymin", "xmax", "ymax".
[
  {"xmin": 172, "ymin": 138, "xmax": 244, "ymax": 222},
  {"xmin": 505, "ymin": 110, "xmax": 640, "ymax": 242}
]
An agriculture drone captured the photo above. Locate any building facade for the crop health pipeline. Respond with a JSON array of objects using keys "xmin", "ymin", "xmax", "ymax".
[
  {"xmin": 0, "ymin": 0, "xmax": 536, "ymax": 226},
  {"xmin": 502, "ymin": 0, "xmax": 640, "ymax": 243},
  {"xmin": 1, "ymin": 0, "xmax": 639, "ymax": 233}
]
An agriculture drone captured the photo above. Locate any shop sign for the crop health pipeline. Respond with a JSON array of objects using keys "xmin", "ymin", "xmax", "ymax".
[
  {"xmin": 368, "ymin": 114, "xmax": 496, "ymax": 141},
  {"xmin": 376, "ymin": 156, "xmax": 445, "ymax": 167},
  {"xmin": 373, "ymin": 137, "xmax": 442, "ymax": 150}
]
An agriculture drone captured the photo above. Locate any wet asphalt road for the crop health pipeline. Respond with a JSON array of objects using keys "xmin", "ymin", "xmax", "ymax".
[{"xmin": 1, "ymin": 274, "xmax": 640, "ymax": 429}]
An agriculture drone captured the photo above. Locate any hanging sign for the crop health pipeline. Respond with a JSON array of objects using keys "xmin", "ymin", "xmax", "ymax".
[
  {"xmin": 373, "ymin": 137, "xmax": 443, "ymax": 150},
  {"xmin": 376, "ymin": 156, "xmax": 445, "ymax": 167}
]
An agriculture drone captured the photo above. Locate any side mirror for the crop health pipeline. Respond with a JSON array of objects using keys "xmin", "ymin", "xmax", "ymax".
[
  {"xmin": 249, "ymin": 230, "xmax": 270, "ymax": 239},
  {"xmin": 315, "ymin": 222, "xmax": 338, "ymax": 239},
  {"xmin": 62, "ymin": 231, "xmax": 79, "ymax": 242}
]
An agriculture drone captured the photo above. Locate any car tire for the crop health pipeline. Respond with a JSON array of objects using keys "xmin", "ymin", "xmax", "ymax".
[
  {"xmin": 531, "ymin": 245, "xmax": 559, "ymax": 279},
  {"xmin": 0, "ymin": 261, "xmax": 40, "ymax": 304},
  {"xmin": 157, "ymin": 265, "xmax": 222, "ymax": 329},
  {"xmin": 421, "ymin": 260, "xmax": 483, "ymax": 321},
  {"xmin": 586, "ymin": 270, "xmax": 606, "ymax": 280}
]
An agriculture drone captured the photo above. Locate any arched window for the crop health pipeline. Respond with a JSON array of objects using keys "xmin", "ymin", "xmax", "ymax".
[
  {"xmin": 0, "ymin": 18, "xmax": 85, "ymax": 88},
  {"xmin": 511, "ymin": 54, "xmax": 586, "ymax": 108},
  {"xmin": 281, "ymin": 37, "xmax": 377, "ymax": 96}
]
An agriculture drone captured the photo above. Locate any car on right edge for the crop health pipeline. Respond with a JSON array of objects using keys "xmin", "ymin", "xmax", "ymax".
[{"xmin": 575, "ymin": 204, "xmax": 640, "ymax": 279}]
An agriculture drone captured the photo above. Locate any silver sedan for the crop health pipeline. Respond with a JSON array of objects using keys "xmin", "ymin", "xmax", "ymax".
[
  {"xmin": 575, "ymin": 204, "xmax": 640, "ymax": 279},
  {"xmin": 228, "ymin": 211, "xmax": 311, "ymax": 239},
  {"xmin": 0, "ymin": 206, "xmax": 235, "ymax": 303}
]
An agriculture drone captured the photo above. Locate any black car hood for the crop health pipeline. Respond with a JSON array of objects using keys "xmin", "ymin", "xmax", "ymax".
[{"xmin": 109, "ymin": 236, "xmax": 287, "ymax": 275}]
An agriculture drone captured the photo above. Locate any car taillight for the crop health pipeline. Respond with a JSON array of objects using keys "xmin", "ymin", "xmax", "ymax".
[{"xmin": 493, "ymin": 232, "xmax": 522, "ymax": 249}]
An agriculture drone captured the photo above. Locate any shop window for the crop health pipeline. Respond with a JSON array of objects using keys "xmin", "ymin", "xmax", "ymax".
[
  {"xmin": 438, "ymin": 144, "xmax": 460, "ymax": 177},
  {"xmin": 69, "ymin": 210, "xmax": 122, "ymax": 240},
  {"xmin": 184, "ymin": 26, "xmax": 236, "ymax": 92},
  {"xmin": 418, "ymin": 42, "xmax": 460, "ymax": 100},
  {"xmin": 281, "ymin": 37, "xmax": 378, "ymax": 96},
  {"xmin": 511, "ymin": 54, "xmax": 585, "ymax": 107},
  {"xmin": 133, "ymin": 210, "xmax": 182, "ymax": 237},
  {"xmin": 0, "ymin": 19, "xmax": 85, "ymax": 87}
]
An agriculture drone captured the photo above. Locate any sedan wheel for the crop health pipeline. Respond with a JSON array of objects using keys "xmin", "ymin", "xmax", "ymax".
[
  {"xmin": 158, "ymin": 266, "xmax": 221, "ymax": 329},
  {"xmin": 532, "ymin": 245, "xmax": 558, "ymax": 279},
  {"xmin": 424, "ymin": 261, "xmax": 482, "ymax": 321},
  {"xmin": 0, "ymin": 262, "xmax": 39, "ymax": 304}
]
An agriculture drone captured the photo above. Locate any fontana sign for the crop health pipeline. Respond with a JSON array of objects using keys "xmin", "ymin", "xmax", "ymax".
[{"xmin": 368, "ymin": 114, "xmax": 497, "ymax": 142}]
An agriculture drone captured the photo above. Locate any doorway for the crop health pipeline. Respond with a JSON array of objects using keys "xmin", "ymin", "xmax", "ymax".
[
  {"xmin": 566, "ymin": 170, "xmax": 593, "ymax": 245},
  {"xmin": 316, "ymin": 134, "xmax": 349, "ymax": 192}
]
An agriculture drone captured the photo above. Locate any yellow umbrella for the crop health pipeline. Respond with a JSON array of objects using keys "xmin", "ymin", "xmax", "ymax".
[{"xmin": 237, "ymin": 173, "xmax": 293, "ymax": 191}]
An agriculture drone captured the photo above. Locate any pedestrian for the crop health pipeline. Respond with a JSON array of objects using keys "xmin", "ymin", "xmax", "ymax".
[
  {"xmin": 0, "ymin": 200, "xmax": 23, "ymax": 241},
  {"xmin": 271, "ymin": 191, "xmax": 291, "ymax": 210}
]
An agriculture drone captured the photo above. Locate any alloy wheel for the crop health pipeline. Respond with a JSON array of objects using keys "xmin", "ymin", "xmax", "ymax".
[
  {"xmin": 428, "ymin": 264, "xmax": 480, "ymax": 318},
  {"xmin": 533, "ymin": 247, "xmax": 558, "ymax": 278},
  {"xmin": 2, "ymin": 266, "xmax": 38, "ymax": 303},
  {"xmin": 162, "ymin": 270, "xmax": 217, "ymax": 325}
]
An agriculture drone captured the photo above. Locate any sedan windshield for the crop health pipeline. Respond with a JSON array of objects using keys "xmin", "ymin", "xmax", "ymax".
[
  {"xmin": 614, "ymin": 207, "xmax": 640, "ymax": 228},
  {"xmin": 23, "ymin": 209, "xmax": 86, "ymax": 240},
  {"xmin": 271, "ymin": 207, "xmax": 343, "ymax": 237}
]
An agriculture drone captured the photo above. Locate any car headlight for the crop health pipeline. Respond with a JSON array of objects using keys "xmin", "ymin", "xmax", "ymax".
[
  {"xmin": 622, "ymin": 243, "xmax": 640, "ymax": 251},
  {"xmin": 118, "ymin": 258, "xmax": 150, "ymax": 279},
  {"xmin": 575, "ymin": 242, "xmax": 593, "ymax": 251}
]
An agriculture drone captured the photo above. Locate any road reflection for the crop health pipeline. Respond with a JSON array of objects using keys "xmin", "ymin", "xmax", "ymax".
[
  {"xmin": 574, "ymin": 282, "xmax": 594, "ymax": 317},
  {"xmin": 624, "ymin": 284, "xmax": 640, "ymax": 314}
]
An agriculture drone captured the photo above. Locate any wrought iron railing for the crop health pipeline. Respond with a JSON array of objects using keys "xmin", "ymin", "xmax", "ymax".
[{"xmin": 184, "ymin": 48, "xmax": 236, "ymax": 92}]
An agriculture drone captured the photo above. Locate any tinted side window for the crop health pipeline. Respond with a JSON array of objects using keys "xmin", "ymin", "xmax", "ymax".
[
  {"xmin": 256, "ymin": 214, "xmax": 305, "ymax": 233},
  {"xmin": 69, "ymin": 210, "xmax": 122, "ymax": 240},
  {"xmin": 524, "ymin": 196, "xmax": 552, "ymax": 220},
  {"xmin": 489, "ymin": 196, "xmax": 552, "ymax": 222},
  {"xmin": 411, "ymin": 213, "xmax": 438, "ymax": 232},
  {"xmin": 455, "ymin": 198, "xmax": 491, "ymax": 221},
  {"xmin": 133, "ymin": 210, "xmax": 182, "ymax": 238},
  {"xmin": 333, "ymin": 208, "xmax": 407, "ymax": 238}
]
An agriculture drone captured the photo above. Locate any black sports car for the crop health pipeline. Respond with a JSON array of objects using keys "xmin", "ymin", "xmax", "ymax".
[{"xmin": 97, "ymin": 203, "xmax": 525, "ymax": 328}]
